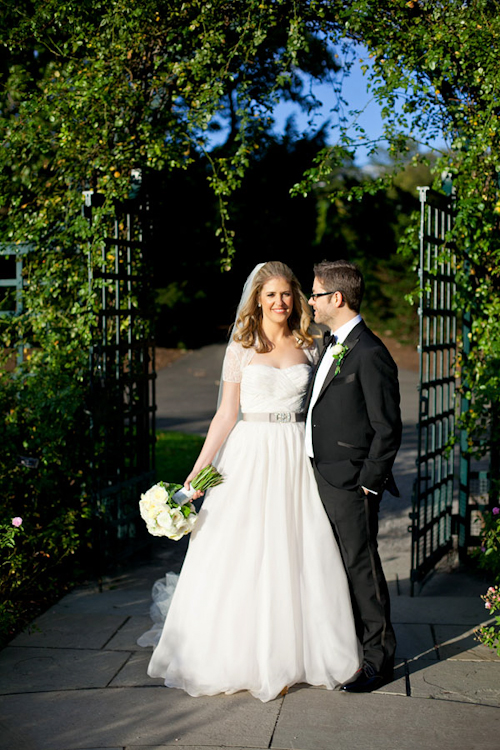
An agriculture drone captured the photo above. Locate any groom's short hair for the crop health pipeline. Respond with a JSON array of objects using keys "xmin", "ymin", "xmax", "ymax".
[{"xmin": 314, "ymin": 260, "xmax": 364, "ymax": 313}]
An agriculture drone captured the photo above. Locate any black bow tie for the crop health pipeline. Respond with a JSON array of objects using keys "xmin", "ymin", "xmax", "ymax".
[{"xmin": 323, "ymin": 331, "xmax": 335, "ymax": 347}]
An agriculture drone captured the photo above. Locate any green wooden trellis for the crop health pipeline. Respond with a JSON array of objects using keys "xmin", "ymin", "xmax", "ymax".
[
  {"xmin": 84, "ymin": 190, "xmax": 156, "ymax": 578},
  {"xmin": 410, "ymin": 187, "xmax": 488, "ymax": 593},
  {"xmin": 410, "ymin": 187, "xmax": 457, "ymax": 593}
]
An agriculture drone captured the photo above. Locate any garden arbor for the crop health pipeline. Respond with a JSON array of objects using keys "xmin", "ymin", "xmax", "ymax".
[
  {"xmin": 0, "ymin": 182, "xmax": 490, "ymax": 591},
  {"xmin": 2, "ymin": 0, "xmax": 499, "ymax": 587}
]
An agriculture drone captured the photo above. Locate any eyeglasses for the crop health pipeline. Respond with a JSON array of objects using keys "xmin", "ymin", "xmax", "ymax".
[{"xmin": 309, "ymin": 291, "xmax": 337, "ymax": 301}]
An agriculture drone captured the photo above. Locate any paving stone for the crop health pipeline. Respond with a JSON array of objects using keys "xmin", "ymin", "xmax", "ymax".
[
  {"xmin": 387, "ymin": 576, "xmax": 412, "ymax": 597},
  {"xmin": 434, "ymin": 624, "xmax": 500, "ymax": 661},
  {"xmin": 408, "ymin": 659, "xmax": 500, "ymax": 706},
  {"xmin": 0, "ymin": 647, "xmax": 130, "ymax": 694},
  {"xmin": 391, "ymin": 595, "xmax": 488, "ymax": 625},
  {"xmin": 10, "ymin": 611, "xmax": 128, "ymax": 650},
  {"xmin": 372, "ymin": 662, "xmax": 407, "ymax": 696},
  {"xmin": 0, "ymin": 687, "xmax": 280, "ymax": 750},
  {"xmin": 271, "ymin": 688, "xmax": 500, "ymax": 750},
  {"xmin": 421, "ymin": 568, "xmax": 489, "ymax": 598},
  {"xmin": 101, "ymin": 559, "xmax": 184, "ymax": 592},
  {"xmin": 109, "ymin": 650, "xmax": 164, "ymax": 687},
  {"xmin": 0, "ymin": 717, "xmax": 40, "ymax": 750},
  {"xmin": 394, "ymin": 622, "xmax": 437, "ymax": 661},
  {"xmin": 51, "ymin": 586, "xmax": 151, "ymax": 616},
  {"xmin": 106, "ymin": 615, "xmax": 153, "ymax": 651}
]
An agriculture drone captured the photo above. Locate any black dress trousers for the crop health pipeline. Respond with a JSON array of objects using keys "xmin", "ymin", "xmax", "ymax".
[{"xmin": 313, "ymin": 463, "xmax": 396, "ymax": 675}]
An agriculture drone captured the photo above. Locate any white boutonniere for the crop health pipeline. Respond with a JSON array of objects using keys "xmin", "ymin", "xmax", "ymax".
[{"xmin": 331, "ymin": 343, "xmax": 348, "ymax": 377}]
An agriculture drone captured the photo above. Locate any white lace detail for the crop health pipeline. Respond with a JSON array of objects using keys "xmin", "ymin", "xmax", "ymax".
[
  {"xmin": 304, "ymin": 343, "xmax": 319, "ymax": 366},
  {"xmin": 222, "ymin": 341, "xmax": 256, "ymax": 383}
]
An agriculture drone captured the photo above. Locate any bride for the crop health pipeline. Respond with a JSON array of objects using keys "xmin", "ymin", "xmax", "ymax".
[{"xmin": 139, "ymin": 261, "xmax": 360, "ymax": 702}]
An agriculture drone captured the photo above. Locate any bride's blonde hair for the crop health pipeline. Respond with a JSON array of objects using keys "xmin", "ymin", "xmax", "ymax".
[{"xmin": 233, "ymin": 261, "xmax": 315, "ymax": 352}]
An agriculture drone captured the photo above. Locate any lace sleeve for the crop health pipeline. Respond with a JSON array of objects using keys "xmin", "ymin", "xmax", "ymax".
[
  {"xmin": 304, "ymin": 343, "xmax": 320, "ymax": 365},
  {"xmin": 222, "ymin": 341, "xmax": 255, "ymax": 382},
  {"xmin": 222, "ymin": 342, "xmax": 243, "ymax": 383}
]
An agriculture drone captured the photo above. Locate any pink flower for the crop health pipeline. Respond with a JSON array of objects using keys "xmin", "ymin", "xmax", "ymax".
[
  {"xmin": 11, "ymin": 517, "xmax": 22, "ymax": 527},
  {"xmin": 488, "ymin": 586, "xmax": 496, "ymax": 593},
  {"xmin": 485, "ymin": 601, "xmax": 492, "ymax": 609},
  {"xmin": 492, "ymin": 507, "xmax": 500, "ymax": 516}
]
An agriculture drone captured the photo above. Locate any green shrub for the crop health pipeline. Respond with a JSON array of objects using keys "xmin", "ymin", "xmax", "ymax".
[
  {"xmin": 473, "ymin": 506, "xmax": 500, "ymax": 583},
  {"xmin": 476, "ymin": 585, "xmax": 500, "ymax": 657},
  {"xmin": 0, "ymin": 350, "xmax": 92, "ymax": 646},
  {"xmin": 473, "ymin": 507, "xmax": 500, "ymax": 657}
]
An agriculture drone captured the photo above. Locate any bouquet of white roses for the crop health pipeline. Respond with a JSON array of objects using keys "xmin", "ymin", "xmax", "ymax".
[{"xmin": 139, "ymin": 465, "xmax": 224, "ymax": 541}]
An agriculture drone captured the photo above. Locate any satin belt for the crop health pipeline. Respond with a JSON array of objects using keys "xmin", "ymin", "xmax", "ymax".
[{"xmin": 241, "ymin": 412, "xmax": 305, "ymax": 423}]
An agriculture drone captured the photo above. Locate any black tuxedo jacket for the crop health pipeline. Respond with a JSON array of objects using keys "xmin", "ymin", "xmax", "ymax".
[{"xmin": 306, "ymin": 320, "xmax": 402, "ymax": 495}]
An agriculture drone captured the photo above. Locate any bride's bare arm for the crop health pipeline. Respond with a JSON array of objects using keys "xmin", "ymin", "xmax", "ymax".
[{"xmin": 184, "ymin": 380, "xmax": 240, "ymax": 494}]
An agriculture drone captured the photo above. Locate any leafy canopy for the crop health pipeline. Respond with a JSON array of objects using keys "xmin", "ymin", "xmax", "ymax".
[{"xmin": 0, "ymin": 0, "xmax": 340, "ymax": 262}]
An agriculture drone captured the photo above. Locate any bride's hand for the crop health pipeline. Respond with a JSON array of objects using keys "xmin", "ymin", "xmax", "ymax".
[{"xmin": 184, "ymin": 472, "xmax": 204, "ymax": 501}]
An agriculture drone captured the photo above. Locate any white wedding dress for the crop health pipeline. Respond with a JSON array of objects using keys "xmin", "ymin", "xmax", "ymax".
[{"xmin": 139, "ymin": 342, "xmax": 360, "ymax": 702}]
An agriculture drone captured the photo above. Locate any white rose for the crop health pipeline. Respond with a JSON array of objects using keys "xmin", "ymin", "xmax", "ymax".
[
  {"xmin": 146, "ymin": 520, "xmax": 167, "ymax": 537},
  {"xmin": 155, "ymin": 508, "xmax": 187, "ymax": 540},
  {"xmin": 139, "ymin": 499, "xmax": 158, "ymax": 523},
  {"xmin": 331, "ymin": 343, "xmax": 345, "ymax": 357},
  {"xmin": 139, "ymin": 498, "xmax": 152, "ymax": 522},
  {"xmin": 172, "ymin": 509, "xmax": 194, "ymax": 540},
  {"xmin": 170, "ymin": 508, "xmax": 187, "ymax": 532},
  {"xmin": 140, "ymin": 484, "xmax": 169, "ymax": 519},
  {"xmin": 170, "ymin": 507, "xmax": 184, "ymax": 522},
  {"xmin": 149, "ymin": 484, "xmax": 169, "ymax": 503},
  {"xmin": 156, "ymin": 509, "xmax": 176, "ymax": 534},
  {"xmin": 139, "ymin": 497, "xmax": 163, "ymax": 523}
]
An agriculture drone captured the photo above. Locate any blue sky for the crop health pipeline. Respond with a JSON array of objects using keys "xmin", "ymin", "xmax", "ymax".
[
  {"xmin": 270, "ymin": 44, "xmax": 446, "ymax": 165},
  {"xmin": 271, "ymin": 75, "xmax": 386, "ymax": 163},
  {"xmin": 206, "ymin": 43, "xmax": 446, "ymax": 165}
]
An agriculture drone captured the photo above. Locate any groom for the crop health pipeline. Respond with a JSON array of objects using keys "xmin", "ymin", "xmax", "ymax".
[{"xmin": 305, "ymin": 259, "xmax": 402, "ymax": 692}]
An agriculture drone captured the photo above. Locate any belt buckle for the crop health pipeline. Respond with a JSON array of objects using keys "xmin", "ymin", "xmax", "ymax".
[{"xmin": 274, "ymin": 412, "xmax": 291, "ymax": 423}]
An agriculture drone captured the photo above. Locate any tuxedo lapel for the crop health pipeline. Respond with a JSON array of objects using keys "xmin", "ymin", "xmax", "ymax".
[
  {"xmin": 316, "ymin": 320, "xmax": 365, "ymax": 400},
  {"xmin": 304, "ymin": 337, "xmax": 331, "ymax": 413}
]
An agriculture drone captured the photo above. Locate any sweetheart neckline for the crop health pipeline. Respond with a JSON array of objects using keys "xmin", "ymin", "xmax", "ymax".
[{"xmin": 246, "ymin": 363, "xmax": 311, "ymax": 372}]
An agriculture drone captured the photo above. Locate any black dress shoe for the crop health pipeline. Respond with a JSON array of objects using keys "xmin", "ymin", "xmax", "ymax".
[{"xmin": 341, "ymin": 665, "xmax": 389, "ymax": 693}]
